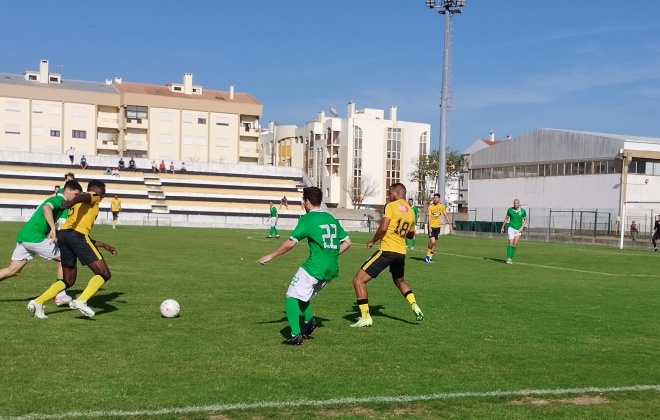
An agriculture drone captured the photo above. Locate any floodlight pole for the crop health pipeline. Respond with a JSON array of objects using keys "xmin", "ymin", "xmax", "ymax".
[{"xmin": 426, "ymin": 0, "xmax": 466, "ymax": 206}]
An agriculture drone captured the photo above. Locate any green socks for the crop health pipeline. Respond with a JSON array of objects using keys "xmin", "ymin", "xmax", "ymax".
[{"xmin": 507, "ymin": 245, "xmax": 517, "ymax": 259}]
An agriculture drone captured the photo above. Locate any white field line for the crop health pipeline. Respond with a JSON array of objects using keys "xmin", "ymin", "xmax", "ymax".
[
  {"xmin": 3, "ymin": 384, "xmax": 660, "ymax": 420},
  {"xmin": 248, "ymin": 236, "xmax": 660, "ymax": 278}
]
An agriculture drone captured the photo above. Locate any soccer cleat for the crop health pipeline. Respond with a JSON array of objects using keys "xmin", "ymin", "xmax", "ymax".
[
  {"xmin": 283, "ymin": 334, "xmax": 303, "ymax": 346},
  {"xmin": 302, "ymin": 318, "xmax": 319, "ymax": 339},
  {"xmin": 112, "ymin": 225, "xmax": 116, "ymax": 230},
  {"xmin": 506, "ymin": 258, "xmax": 513, "ymax": 264},
  {"xmin": 412, "ymin": 303, "xmax": 424, "ymax": 323},
  {"xmin": 268, "ymin": 235, "xmax": 272, "ymax": 238},
  {"xmin": 350, "ymin": 317, "xmax": 373, "ymax": 328},
  {"xmin": 655, "ymin": 247, "xmax": 658, "ymax": 252},
  {"xmin": 69, "ymin": 300, "xmax": 95, "ymax": 318},
  {"xmin": 425, "ymin": 255, "xmax": 433, "ymax": 264},
  {"xmin": 28, "ymin": 300, "xmax": 48, "ymax": 319},
  {"xmin": 276, "ymin": 235, "xmax": 280, "ymax": 238},
  {"xmin": 54, "ymin": 293, "xmax": 73, "ymax": 306}
]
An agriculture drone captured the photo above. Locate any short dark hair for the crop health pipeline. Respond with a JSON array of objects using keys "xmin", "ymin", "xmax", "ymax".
[
  {"xmin": 389, "ymin": 183, "xmax": 407, "ymax": 196},
  {"xmin": 63, "ymin": 180, "xmax": 83, "ymax": 192},
  {"xmin": 302, "ymin": 186, "xmax": 323, "ymax": 206},
  {"xmin": 433, "ymin": 193, "xmax": 441, "ymax": 198},
  {"xmin": 64, "ymin": 172, "xmax": 75, "ymax": 180},
  {"xmin": 87, "ymin": 179, "xmax": 106, "ymax": 194}
]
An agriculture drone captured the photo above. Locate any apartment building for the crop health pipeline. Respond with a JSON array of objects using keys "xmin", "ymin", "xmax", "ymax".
[
  {"xmin": 0, "ymin": 60, "xmax": 262, "ymax": 164},
  {"xmin": 261, "ymin": 102, "xmax": 431, "ymax": 208}
]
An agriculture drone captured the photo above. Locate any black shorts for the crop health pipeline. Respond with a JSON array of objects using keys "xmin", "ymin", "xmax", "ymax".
[
  {"xmin": 57, "ymin": 229, "xmax": 103, "ymax": 267},
  {"xmin": 361, "ymin": 250, "xmax": 405, "ymax": 279},
  {"xmin": 112, "ymin": 211, "xmax": 119, "ymax": 220},
  {"xmin": 429, "ymin": 228, "xmax": 441, "ymax": 240}
]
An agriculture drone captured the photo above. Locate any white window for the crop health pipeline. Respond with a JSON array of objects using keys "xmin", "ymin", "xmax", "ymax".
[
  {"xmin": 215, "ymin": 116, "xmax": 230, "ymax": 126},
  {"xmin": 5, "ymin": 101, "xmax": 20, "ymax": 112},
  {"xmin": 197, "ymin": 136, "xmax": 208, "ymax": 146},
  {"xmin": 50, "ymin": 105, "xmax": 61, "ymax": 115},
  {"xmin": 32, "ymin": 103, "xmax": 44, "ymax": 114},
  {"xmin": 159, "ymin": 134, "xmax": 174, "ymax": 144},
  {"xmin": 5, "ymin": 124, "xmax": 21, "ymax": 134},
  {"xmin": 159, "ymin": 111, "xmax": 174, "ymax": 122},
  {"xmin": 215, "ymin": 137, "xmax": 229, "ymax": 147},
  {"xmin": 32, "ymin": 126, "xmax": 43, "ymax": 136},
  {"xmin": 72, "ymin": 106, "xmax": 88, "ymax": 117},
  {"xmin": 182, "ymin": 113, "xmax": 192, "ymax": 124},
  {"xmin": 182, "ymin": 135, "xmax": 193, "ymax": 145}
]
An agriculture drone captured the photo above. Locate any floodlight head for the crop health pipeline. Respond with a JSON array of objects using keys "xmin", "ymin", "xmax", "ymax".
[{"xmin": 426, "ymin": 0, "xmax": 436, "ymax": 8}]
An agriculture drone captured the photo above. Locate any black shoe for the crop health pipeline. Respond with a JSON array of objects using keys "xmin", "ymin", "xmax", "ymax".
[
  {"xmin": 283, "ymin": 334, "xmax": 303, "ymax": 346},
  {"xmin": 302, "ymin": 318, "xmax": 319, "ymax": 339}
]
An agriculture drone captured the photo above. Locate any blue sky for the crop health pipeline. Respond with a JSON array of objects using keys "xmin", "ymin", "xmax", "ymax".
[{"xmin": 1, "ymin": 1, "xmax": 659, "ymax": 153}]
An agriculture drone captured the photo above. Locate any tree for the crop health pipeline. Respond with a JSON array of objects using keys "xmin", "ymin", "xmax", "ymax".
[
  {"xmin": 343, "ymin": 174, "xmax": 379, "ymax": 209},
  {"xmin": 409, "ymin": 148, "xmax": 465, "ymax": 207}
]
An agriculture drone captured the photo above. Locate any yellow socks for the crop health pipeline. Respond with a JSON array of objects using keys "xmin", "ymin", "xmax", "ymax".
[
  {"xmin": 358, "ymin": 301, "xmax": 370, "ymax": 318},
  {"xmin": 78, "ymin": 275, "xmax": 105, "ymax": 302},
  {"xmin": 35, "ymin": 280, "xmax": 66, "ymax": 305},
  {"xmin": 405, "ymin": 292, "xmax": 417, "ymax": 306}
]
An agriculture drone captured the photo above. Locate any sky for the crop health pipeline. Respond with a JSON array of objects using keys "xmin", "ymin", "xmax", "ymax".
[{"xmin": 1, "ymin": 1, "xmax": 659, "ymax": 153}]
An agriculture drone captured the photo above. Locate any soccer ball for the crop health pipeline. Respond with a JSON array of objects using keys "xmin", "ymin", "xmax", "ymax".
[{"xmin": 160, "ymin": 299, "xmax": 180, "ymax": 318}]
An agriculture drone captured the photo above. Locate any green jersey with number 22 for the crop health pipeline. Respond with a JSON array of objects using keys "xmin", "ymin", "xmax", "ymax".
[{"xmin": 290, "ymin": 209, "xmax": 348, "ymax": 281}]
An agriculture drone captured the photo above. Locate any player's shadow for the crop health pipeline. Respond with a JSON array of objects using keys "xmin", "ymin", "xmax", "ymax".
[
  {"xmin": 256, "ymin": 313, "xmax": 330, "ymax": 339},
  {"xmin": 483, "ymin": 257, "xmax": 507, "ymax": 264},
  {"xmin": 1, "ymin": 289, "xmax": 85, "ymax": 304},
  {"xmin": 86, "ymin": 291, "xmax": 124, "ymax": 317},
  {"xmin": 408, "ymin": 256, "xmax": 428, "ymax": 262},
  {"xmin": 343, "ymin": 303, "xmax": 418, "ymax": 325}
]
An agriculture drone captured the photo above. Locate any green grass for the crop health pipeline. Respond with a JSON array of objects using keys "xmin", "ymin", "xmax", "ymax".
[{"xmin": 0, "ymin": 222, "xmax": 659, "ymax": 419}]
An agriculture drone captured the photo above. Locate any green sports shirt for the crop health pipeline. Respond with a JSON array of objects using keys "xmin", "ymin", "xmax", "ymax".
[
  {"xmin": 290, "ymin": 209, "xmax": 348, "ymax": 281},
  {"xmin": 506, "ymin": 207, "xmax": 527, "ymax": 230},
  {"xmin": 16, "ymin": 195, "xmax": 67, "ymax": 243},
  {"xmin": 412, "ymin": 205, "xmax": 419, "ymax": 221},
  {"xmin": 55, "ymin": 189, "xmax": 68, "ymax": 220},
  {"xmin": 270, "ymin": 206, "xmax": 277, "ymax": 218}
]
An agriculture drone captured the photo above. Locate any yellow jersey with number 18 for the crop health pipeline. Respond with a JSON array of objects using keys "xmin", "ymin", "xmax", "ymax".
[
  {"xmin": 61, "ymin": 192, "xmax": 101, "ymax": 236},
  {"xmin": 380, "ymin": 199, "xmax": 415, "ymax": 254}
]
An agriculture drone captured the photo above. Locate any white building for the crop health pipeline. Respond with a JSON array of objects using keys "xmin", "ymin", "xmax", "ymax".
[
  {"xmin": 261, "ymin": 102, "xmax": 431, "ymax": 208},
  {"xmin": 468, "ymin": 128, "xmax": 660, "ymax": 231},
  {"xmin": 0, "ymin": 60, "xmax": 262, "ymax": 164}
]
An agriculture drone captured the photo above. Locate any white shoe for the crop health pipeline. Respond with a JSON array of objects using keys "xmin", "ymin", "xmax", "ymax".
[
  {"xmin": 28, "ymin": 300, "xmax": 48, "ymax": 319},
  {"xmin": 412, "ymin": 303, "xmax": 424, "ymax": 323},
  {"xmin": 69, "ymin": 300, "xmax": 95, "ymax": 318},
  {"xmin": 112, "ymin": 225, "xmax": 116, "ymax": 229},
  {"xmin": 506, "ymin": 258, "xmax": 513, "ymax": 264},
  {"xmin": 54, "ymin": 292, "xmax": 73, "ymax": 306},
  {"xmin": 350, "ymin": 317, "xmax": 373, "ymax": 328}
]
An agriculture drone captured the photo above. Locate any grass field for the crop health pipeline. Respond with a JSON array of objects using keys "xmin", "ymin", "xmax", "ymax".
[{"xmin": 0, "ymin": 221, "xmax": 659, "ymax": 419}]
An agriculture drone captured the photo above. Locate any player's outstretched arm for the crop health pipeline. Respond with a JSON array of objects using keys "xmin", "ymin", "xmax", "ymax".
[
  {"xmin": 339, "ymin": 237, "xmax": 352, "ymax": 255},
  {"xmin": 258, "ymin": 239, "xmax": 296, "ymax": 265},
  {"xmin": 42, "ymin": 204, "xmax": 57, "ymax": 243},
  {"xmin": 92, "ymin": 240, "xmax": 117, "ymax": 256},
  {"xmin": 62, "ymin": 192, "xmax": 93, "ymax": 209}
]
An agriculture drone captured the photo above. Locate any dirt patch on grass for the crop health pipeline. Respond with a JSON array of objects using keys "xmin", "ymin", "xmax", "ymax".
[{"xmin": 509, "ymin": 394, "xmax": 610, "ymax": 406}]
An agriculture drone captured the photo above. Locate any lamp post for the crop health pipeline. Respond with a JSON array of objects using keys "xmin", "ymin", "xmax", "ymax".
[{"xmin": 425, "ymin": 0, "xmax": 466, "ymax": 206}]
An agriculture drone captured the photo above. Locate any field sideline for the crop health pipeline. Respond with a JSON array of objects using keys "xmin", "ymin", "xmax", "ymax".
[{"xmin": 0, "ymin": 222, "xmax": 659, "ymax": 419}]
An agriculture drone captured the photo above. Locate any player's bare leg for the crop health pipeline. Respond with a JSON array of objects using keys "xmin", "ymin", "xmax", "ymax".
[
  {"xmin": 351, "ymin": 270, "xmax": 373, "ymax": 327},
  {"xmin": 0, "ymin": 260, "xmax": 29, "ymax": 281}
]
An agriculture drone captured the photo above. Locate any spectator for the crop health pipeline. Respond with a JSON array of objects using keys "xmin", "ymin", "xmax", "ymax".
[
  {"xmin": 280, "ymin": 196, "xmax": 288, "ymax": 210},
  {"xmin": 159, "ymin": 160, "xmax": 166, "ymax": 173},
  {"xmin": 128, "ymin": 157, "xmax": 136, "ymax": 171},
  {"xmin": 53, "ymin": 185, "xmax": 60, "ymax": 195},
  {"xmin": 66, "ymin": 147, "xmax": 75, "ymax": 165},
  {"xmin": 80, "ymin": 156, "xmax": 88, "ymax": 170},
  {"xmin": 105, "ymin": 167, "xmax": 112, "ymax": 176},
  {"xmin": 169, "ymin": 161, "xmax": 175, "ymax": 174},
  {"xmin": 118, "ymin": 158, "xmax": 125, "ymax": 170},
  {"xmin": 180, "ymin": 162, "xmax": 187, "ymax": 173},
  {"xmin": 630, "ymin": 220, "xmax": 638, "ymax": 241},
  {"xmin": 151, "ymin": 161, "xmax": 158, "ymax": 173},
  {"xmin": 111, "ymin": 167, "xmax": 120, "ymax": 177}
]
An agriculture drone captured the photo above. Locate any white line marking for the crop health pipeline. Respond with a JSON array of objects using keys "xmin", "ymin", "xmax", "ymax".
[{"xmin": 3, "ymin": 384, "xmax": 659, "ymax": 419}]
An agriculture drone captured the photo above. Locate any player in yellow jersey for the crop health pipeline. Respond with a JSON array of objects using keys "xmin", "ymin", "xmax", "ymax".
[
  {"xmin": 349, "ymin": 183, "xmax": 424, "ymax": 327},
  {"xmin": 28, "ymin": 180, "xmax": 117, "ymax": 319},
  {"xmin": 425, "ymin": 193, "xmax": 452, "ymax": 263},
  {"xmin": 110, "ymin": 194, "xmax": 122, "ymax": 229}
]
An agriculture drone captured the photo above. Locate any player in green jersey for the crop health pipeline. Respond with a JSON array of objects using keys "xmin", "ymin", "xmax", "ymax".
[
  {"xmin": 258, "ymin": 187, "xmax": 352, "ymax": 345},
  {"xmin": 56, "ymin": 172, "xmax": 75, "ymax": 229},
  {"xmin": 405, "ymin": 198, "xmax": 419, "ymax": 249},
  {"xmin": 500, "ymin": 199, "xmax": 527, "ymax": 264},
  {"xmin": 268, "ymin": 201, "xmax": 279, "ymax": 238},
  {"xmin": 0, "ymin": 180, "xmax": 83, "ymax": 305}
]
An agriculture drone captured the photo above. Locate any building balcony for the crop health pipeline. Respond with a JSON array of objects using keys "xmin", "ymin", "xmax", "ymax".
[
  {"xmin": 126, "ymin": 118, "xmax": 148, "ymax": 129},
  {"xmin": 97, "ymin": 139, "xmax": 118, "ymax": 150},
  {"xmin": 326, "ymin": 157, "xmax": 340, "ymax": 165},
  {"xmin": 239, "ymin": 125, "xmax": 260, "ymax": 137},
  {"xmin": 125, "ymin": 140, "xmax": 148, "ymax": 151},
  {"xmin": 240, "ymin": 146, "xmax": 260, "ymax": 158},
  {"xmin": 97, "ymin": 116, "xmax": 119, "ymax": 129}
]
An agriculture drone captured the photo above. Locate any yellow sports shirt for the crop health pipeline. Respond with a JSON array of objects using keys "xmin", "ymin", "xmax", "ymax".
[
  {"xmin": 62, "ymin": 192, "xmax": 101, "ymax": 236},
  {"xmin": 111, "ymin": 198, "xmax": 121, "ymax": 212},
  {"xmin": 428, "ymin": 203, "xmax": 447, "ymax": 228},
  {"xmin": 380, "ymin": 199, "xmax": 415, "ymax": 254}
]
